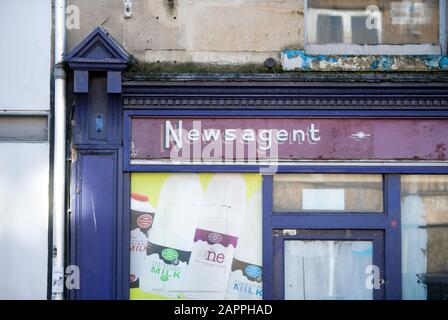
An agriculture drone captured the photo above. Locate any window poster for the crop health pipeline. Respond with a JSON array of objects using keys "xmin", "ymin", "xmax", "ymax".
[{"xmin": 130, "ymin": 173, "xmax": 262, "ymax": 300}]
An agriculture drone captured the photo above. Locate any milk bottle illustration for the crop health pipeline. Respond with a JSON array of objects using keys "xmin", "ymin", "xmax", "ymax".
[
  {"xmin": 225, "ymin": 189, "xmax": 262, "ymax": 300},
  {"xmin": 140, "ymin": 174, "xmax": 203, "ymax": 297},
  {"xmin": 184, "ymin": 174, "xmax": 246, "ymax": 299},
  {"xmin": 130, "ymin": 193, "xmax": 156, "ymax": 288},
  {"xmin": 130, "ymin": 193, "xmax": 156, "ymax": 235}
]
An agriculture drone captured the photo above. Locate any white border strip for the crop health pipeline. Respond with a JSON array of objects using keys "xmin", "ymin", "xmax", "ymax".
[
  {"xmin": 131, "ymin": 160, "xmax": 448, "ymax": 167},
  {"xmin": 305, "ymin": 44, "xmax": 441, "ymax": 56}
]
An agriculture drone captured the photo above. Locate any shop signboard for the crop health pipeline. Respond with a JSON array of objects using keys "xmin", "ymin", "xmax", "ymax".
[{"xmin": 130, "ymin": 117, "xmax": 448, "ymax": 162}]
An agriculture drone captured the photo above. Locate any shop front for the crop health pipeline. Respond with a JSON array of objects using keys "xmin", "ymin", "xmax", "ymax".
[{"xmin": 65, "ymin": 27, "xmax": 448, "ymax": 300}]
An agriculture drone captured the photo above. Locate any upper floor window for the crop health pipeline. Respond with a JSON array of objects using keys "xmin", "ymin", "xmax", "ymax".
[{"xmin": 306, "ymin": 0, "xmax": 446, "ymax": 55}]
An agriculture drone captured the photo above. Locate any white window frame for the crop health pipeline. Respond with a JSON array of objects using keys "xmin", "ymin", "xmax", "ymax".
[{"xmin": 305, "ymin": 0, "xmax": 447, "ymax": 55}]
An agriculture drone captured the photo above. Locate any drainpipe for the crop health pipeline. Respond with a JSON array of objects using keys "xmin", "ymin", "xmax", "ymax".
[{"xmin": 52, "ymin": 0, "xmax": 66, "ymax": 300}]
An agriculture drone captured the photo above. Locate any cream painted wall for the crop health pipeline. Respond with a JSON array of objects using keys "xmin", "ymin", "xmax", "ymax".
[
  {"xmin": 0, "ymin": 0, "xmax": 51, "ymax": 299},
  {"xmin": 0, "ymin": 143, "xmax": 49, "ymax": 299},
  {"xmin": 0, "ymin": 0, "xmax": 51, "ymax": 111}
]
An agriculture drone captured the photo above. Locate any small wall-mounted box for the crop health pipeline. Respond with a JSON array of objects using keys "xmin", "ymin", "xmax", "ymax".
[{"xmin": 124, "ymin": 0, "xmax": 133, "ymax": 19}]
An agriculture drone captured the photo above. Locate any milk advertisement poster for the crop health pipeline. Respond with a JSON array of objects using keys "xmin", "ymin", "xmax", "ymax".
[{"xmin": 130, "ymin": 173, "xmax": 262, "ymax": 300}]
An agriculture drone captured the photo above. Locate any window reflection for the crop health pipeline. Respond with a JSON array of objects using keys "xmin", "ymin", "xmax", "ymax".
[
  {"xmin": 307, "ymin": 0, "xmax": 439, "ymax": 45},
  {"xmin": 401, "ymin": 175, "xmax": 448, "ymax": 300}
]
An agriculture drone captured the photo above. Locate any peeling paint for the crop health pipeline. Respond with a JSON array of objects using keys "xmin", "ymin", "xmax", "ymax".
[
  {"xmin": 90, "ymin": 196, "xmax": 98, "ymax": 233},
  {"xmin": 282, "ymin": 49, "xmax": 448, "ymax": 72},
  {"xmin": 370, "ymin": 56, "xmax": 394, "ymax": 70},
  {"xmin": 422, "ymin": 56, "xmax": 441, "ymax": 69},
  {"xmin": 435, "ymin": 143, "xmax": 447, "ymax": 160},
  {"xmin": 436, "ymin": 56, "xmax": 448, "ymax": 70},
  {"xmin": 282, "ymin": 49, "xmax": 337, "ymax": 71}
]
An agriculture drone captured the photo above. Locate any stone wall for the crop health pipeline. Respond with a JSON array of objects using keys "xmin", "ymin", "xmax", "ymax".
[
  {"xmin": 67, "ymin": 0, "xmax": 304, "ymax": 68},
  {"xmin": 66, "ymin": 0, "xmax": 448, "ymax": 72}
]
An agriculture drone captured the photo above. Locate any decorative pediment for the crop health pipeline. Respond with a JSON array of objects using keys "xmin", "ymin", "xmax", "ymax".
[
  {"xmin": 66, "ymin": 27, "xmax": 130, "ymax": 93},
  {"xmin": 65, "ymin": 26, "xmax": 129, "ymax": 71}
]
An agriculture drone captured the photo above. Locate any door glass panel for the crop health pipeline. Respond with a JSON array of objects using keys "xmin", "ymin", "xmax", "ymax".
[
  {"xmin": 401, "ymin": 175, "xmax": 448, "ymax": 300},
  {"xmin": 273, "ymin": 174, "xmax": 383, "ymax": 213},
  {"xmin": 284, "ymin": 240, "xmax": 373, "ymax": 300}
]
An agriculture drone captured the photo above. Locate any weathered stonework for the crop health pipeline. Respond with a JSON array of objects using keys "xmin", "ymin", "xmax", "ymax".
[
  {"xmin": 67, "ymin": 0, "xmax": 304, "ymax": 66},
  {"xmin": 282, "ymin": 50, "xmax": 448, "ymax": 72},
  {"xmin": 66, "ymin": 0, "xmax": 447, "ymax": 73}
]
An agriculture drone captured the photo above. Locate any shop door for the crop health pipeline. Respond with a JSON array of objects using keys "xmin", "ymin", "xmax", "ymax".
[
  {"xmin": 269, "ymin": 173, "xmax": 391, "ymax": 300},
  {"xmin": 273, "ymin": 229, "xmax": 385, "ymax": 300}
]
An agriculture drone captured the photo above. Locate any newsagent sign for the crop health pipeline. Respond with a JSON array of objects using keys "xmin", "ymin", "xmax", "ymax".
[{"xmin": 130, "ymin": 117, "xmax": 448, "ymax": 162}]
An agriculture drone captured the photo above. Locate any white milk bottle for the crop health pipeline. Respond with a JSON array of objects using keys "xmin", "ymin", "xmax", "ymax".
[
  {"xmin": 130, "ymin": 193, "xmax": 156, "ymax": 288},
  {"xmin": 140, "ymin": 174, "xmax": 203, "ymax": 298},
  {"xmin": 225, "ymin": 190, "xmax": 262, "ymax": 300},
  {"xmin": 183, "ymin": 174, "xmax": 246, "ymax": 299}
]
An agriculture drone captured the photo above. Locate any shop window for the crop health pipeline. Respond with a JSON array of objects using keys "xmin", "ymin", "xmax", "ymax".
[
  {"xmin": 401, "ymin": 175, "xmax": 448, "ymax": 300},
  {"xmin": 273, "ymin": 174, "xmax": 383, "ymax": 213},
  {"xmin": 129, "ymin": 173, "xmax": 262, "ymax": 300},
  {"xmin": 306, "ymin": 0, "xmax": 445, "ymax": 55}
]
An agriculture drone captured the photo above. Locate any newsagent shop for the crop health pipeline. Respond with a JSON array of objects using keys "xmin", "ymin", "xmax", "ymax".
[{"xmin": 64, "ymin": 27, "xmax": 448, "ymax": 300}]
